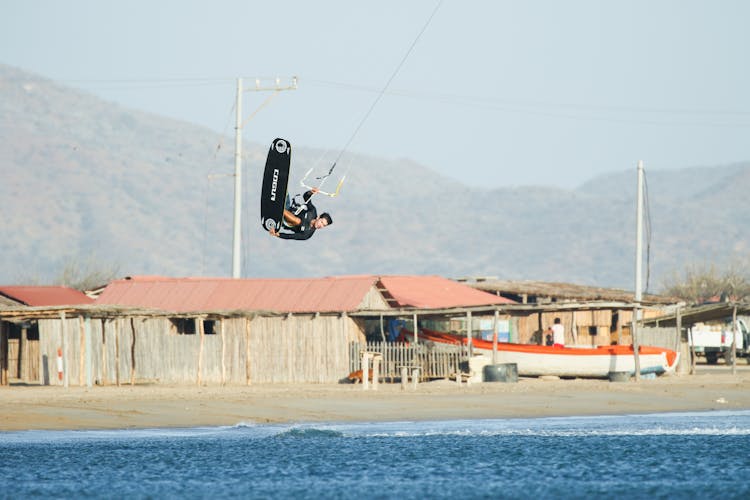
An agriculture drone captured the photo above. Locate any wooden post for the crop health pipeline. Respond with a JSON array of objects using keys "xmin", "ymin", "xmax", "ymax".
[
  {"xmin": 60, "ymin": 312, "xmax": 68, "ymax": 388},
  {"xmin": 466, "ymin": 311, "xmax": 473, "ymax": 357},
  {"xmin": 456, "ymin": 344, "xmax": 462, "ymax": 386},
  {"xmin": 372, "ymin": 354, "xmax": 380, "ymax": 390},
  {"xmin": 632, "ymin": 307, "xmax": 641, "ymax": 381},
  {"xmin": 675, "ymin": 306, "xmax": 682, "ymax": 354},
  {"xmin": 129, "ymin": 318, "xmax": 136, "ymax": 386},
  {"xmin": 616, "ymin": 310, "xmax": 622, "ymax": 345},
  {"xmin": 492, "ymin": 310, "xmax": 498, "ymax": 365},
  {"xmin": 79, "ymin": 317, "xmax": 85, "ymax": 386},
  {"xmin": 85, "ymin": 316, "xmax": 92, "ymax": 388},
  {"xmin": 220, "ymin": 319, "xmax": 226, "ymax": 385},
  {"xmin": 197, "ymin": 318, "xmax": 205, "ymax": 386},
  {"xmin": 20, "ymin": 324, "xmax": 28, "ymax": 383},
  {"xmin": 115, "ymin": 319, "xmax": 120, "ymax": 387},
  {"xmin": 538, "ymin": 312, "xmax": 543, "ymax": 343},
  {"xmin": 100, "ymin": 319, "xmax": 107, "ymax": 386},
  {"xmin": 412, "ymin": 368, "xmax": 419, "ymax": 390},
  {"xmin": 401, "ymin": 366, "xmax": 408, "ymax": 390},
  {"xmin": 412, "ymin": 313, "xmax": 418, "ymax": 344},
  {"xmin": 0, "ymin": 322, "xmax": 8, "ymax": 386},
  {"xmin": 245, "ymin": 317, "xmax": 252, "ymax": 385}
]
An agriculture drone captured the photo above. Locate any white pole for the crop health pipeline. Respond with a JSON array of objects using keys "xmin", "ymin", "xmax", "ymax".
[
  {"xmin": 232, "ymin": 77, "xmax": 243, "ymax": 279},
  {"xmin": 731, "ymin": 305, "xmax": 738, "ymax": 375},
  {"xmin": 633, "ymin": 160, "xmax": 644, "ymax": 380}
]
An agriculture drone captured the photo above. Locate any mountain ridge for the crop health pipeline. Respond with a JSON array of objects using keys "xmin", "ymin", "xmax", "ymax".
[{"xmin": 1, "ymin": 63, "xmax": 748, "ymax": 290}]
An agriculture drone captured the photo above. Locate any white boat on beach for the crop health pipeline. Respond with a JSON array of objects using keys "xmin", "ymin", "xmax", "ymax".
[{"xmin": 401, "ymin": 328, "xmax": 680, "ymax": 378}]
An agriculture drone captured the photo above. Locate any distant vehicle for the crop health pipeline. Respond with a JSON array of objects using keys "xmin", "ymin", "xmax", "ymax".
[{"xmin": 688, "ymin": 318, "xmax": 750, "ymax": 364}]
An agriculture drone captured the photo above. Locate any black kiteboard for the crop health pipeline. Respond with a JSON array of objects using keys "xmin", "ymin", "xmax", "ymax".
[{"xmin": 260, "ymin": 138, "xmax": 291, "ymax": 232}]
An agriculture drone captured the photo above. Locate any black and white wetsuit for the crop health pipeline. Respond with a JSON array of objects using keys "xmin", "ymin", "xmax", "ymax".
[{"xmin": 278, "ymin": 190, "xmax": 318, "ymax": 241}]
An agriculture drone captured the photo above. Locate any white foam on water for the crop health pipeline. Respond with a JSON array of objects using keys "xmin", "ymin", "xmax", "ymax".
[
  {"xmin": 274, "ymin": 410, "xmax": 750, "ymax": 439},
  {"xmin": 3, "ymin": 409, "xmax": 749, "ymax": 443}
]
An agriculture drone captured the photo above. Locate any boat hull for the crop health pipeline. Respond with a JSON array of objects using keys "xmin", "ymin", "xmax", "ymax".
[{"xmin": 402, "ymin": 329, "xmax": 680, "ymax": 378}]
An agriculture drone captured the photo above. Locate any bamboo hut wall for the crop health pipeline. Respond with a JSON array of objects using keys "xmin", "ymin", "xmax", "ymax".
[
  {"xmin": 34, "ymin": 312, "xmax": 374, "ymax": 385},
  {"xmin": 574, "ymin": 310, "xmax": 612, "ymax": 327},
  {"xmin": 249, "ymin": 315, "xmax": 364, "ymax": 383},
  {"xmin": 513, "ymin": 310, "xmax": 620, "ymax": 346},
  {"xmin": 39, "ymin": 318, "xmax": 69, "ymax": 386},
  {"xmin": 515, "ymin": 314, "xmax": 538, "ymax": 344},
  {"xmin": 7, "ymin": 338, "xmax": 19, "ymax": 378},
  {"xmin": 132, "ymin": 317, "xmax": 199, "ymax": 383},
  {"xmin": 2, "ymin": 328, "xmax": 40, "ymax": 382}
]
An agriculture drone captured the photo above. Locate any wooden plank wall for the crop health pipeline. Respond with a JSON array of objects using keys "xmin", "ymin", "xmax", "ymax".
[
  {"xmin": 516, "ymin": 311, "xmax": 620, "ymax": 346},
  {"xmin": 37, "ymin": 314, "xmax": 365, "ymax": 386}
]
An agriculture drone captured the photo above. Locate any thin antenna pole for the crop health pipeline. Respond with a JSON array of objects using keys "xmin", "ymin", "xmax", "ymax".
[
  {"xmin": 232, "ymin": 78, "xmax": 243, "ymax": 279},
  {"xmin": 230, "ymin": 76, "xmax": 297, "ymax": 278},
  {"xmin": 633, "ymin": 160, "xmax": 644, "ymax": 380}
]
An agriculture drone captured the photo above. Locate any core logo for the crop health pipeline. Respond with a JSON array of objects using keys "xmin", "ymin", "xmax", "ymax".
[{"xmin": 270, "ymin": 168, "xmax": 279, "ymax": 201}]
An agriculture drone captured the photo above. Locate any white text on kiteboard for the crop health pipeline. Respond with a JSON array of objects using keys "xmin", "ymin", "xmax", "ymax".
[{"xmin": 270, "ymin": 169, "xmax": 279, "ymax": 201}]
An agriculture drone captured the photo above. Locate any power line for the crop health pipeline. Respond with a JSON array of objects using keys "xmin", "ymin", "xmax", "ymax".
[{"xmin": 331, "ymin": 0, "xmax": 444, "ymax": 167}]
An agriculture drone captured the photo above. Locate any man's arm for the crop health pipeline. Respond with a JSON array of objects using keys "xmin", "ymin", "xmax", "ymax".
[{"xmin": 302, "ymin": 188, "xmax": 319, "ymax": 204}]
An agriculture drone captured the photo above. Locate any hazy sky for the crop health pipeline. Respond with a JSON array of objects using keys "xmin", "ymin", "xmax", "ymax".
[{"xmin": 2, "ymin": 0, "xmax": 749, "ymax": 188}]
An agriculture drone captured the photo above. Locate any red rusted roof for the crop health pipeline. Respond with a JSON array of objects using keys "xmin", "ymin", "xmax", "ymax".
[
  {"xmin": 378, "ymin": 276, "xmax": 515, "ymax": 308},
  {"xmin": 96, "ymin": 275, "xmax": 380, "ymax": 313},
  {"xmin": 94, "ymin": 275, "xmax": 515, "ymax": 313},
  {"xmin": 0, "ymin": 286, "xmax": 94, "ymax": 306}
]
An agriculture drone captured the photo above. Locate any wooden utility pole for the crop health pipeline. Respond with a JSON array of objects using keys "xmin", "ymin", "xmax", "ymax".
[{"xmin": 232, "ymin": 76, "xmax": 297, "ymax": 278}]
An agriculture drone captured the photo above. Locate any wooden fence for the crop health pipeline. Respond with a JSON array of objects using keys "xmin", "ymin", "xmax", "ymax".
[{"xmin": 350, "ymin": 341, "xmax": 464, "ymax": 381}]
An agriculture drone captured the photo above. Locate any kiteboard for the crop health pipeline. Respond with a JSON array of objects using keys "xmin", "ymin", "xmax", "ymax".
[{"xmin": 260, "ymin": 138, "xmax": 291, "ymax": 232}]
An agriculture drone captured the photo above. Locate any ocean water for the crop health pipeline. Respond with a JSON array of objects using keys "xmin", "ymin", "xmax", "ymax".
[{"xmin": 2, "ymin": 411, "xmax": 750, "ymax": 499}]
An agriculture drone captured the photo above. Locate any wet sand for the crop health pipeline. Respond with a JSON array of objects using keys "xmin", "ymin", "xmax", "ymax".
[{"xmin": 2, "ymin": 373, "xmax": 749, "ymax": 431}]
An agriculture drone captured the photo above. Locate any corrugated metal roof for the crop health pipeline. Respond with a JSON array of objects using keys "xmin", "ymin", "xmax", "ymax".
[
  {"xmin": 95, "ymin": 275, "xmax": 515, "ymax": 313},
  {"xmin": 379, "ymin": 276, "xmax": 515, "ymax": 309},
  {"xmin": 96, "ymin": 276, "xmax": 380, "ymax": 313},
  {"xmin": 0, "ymin": 286, "xmax": 95, "ymax": 306}
]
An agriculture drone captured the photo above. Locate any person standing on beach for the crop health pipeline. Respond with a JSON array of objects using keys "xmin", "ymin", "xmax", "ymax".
[{"xmin": 551, "ymin": 317, "xmax": 565, "ymax": 347}]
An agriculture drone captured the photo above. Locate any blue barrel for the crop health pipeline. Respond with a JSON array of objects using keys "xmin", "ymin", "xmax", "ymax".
[{"xmin": 483, "ymin": 363, "xmax": 518, "ymax": 383}]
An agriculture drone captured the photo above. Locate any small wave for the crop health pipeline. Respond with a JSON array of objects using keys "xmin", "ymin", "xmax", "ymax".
[{"xmin": 275, "ymin": 427, "xmax": 344, "ymax": 439}]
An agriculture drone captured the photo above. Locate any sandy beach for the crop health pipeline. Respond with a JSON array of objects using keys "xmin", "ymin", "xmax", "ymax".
[{"xmin": 2, "ymin": 371, "xmax": 749, "ymax": 431}]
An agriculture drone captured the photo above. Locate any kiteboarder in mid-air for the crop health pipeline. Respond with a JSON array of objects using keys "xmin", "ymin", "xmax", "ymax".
[{"xmin": 269, "ymin": 187, "xmax": 333, "ymax": 240}]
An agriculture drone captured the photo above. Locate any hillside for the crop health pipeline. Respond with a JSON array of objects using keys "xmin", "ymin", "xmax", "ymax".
[{"xmin": 1, "ymin": 64, "xmax": 748, "ymax": 290}]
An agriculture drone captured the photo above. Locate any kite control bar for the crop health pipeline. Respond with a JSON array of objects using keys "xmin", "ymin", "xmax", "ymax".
[{"xmin": 300, "ymin": 167, "xmax": 345, "ymax": 197}]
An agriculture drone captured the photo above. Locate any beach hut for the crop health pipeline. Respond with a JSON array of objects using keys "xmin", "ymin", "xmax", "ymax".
[
  {"xmin": 0, "ymin": 286, "xmax": 92, "ymax": 385},
  {"xmin": 458, "ymin": 278, "xmax": 676, "ymax": 346},
  {"xmin": 0, "ymin": 275, "xmax": 512, "ymax": 386}
]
